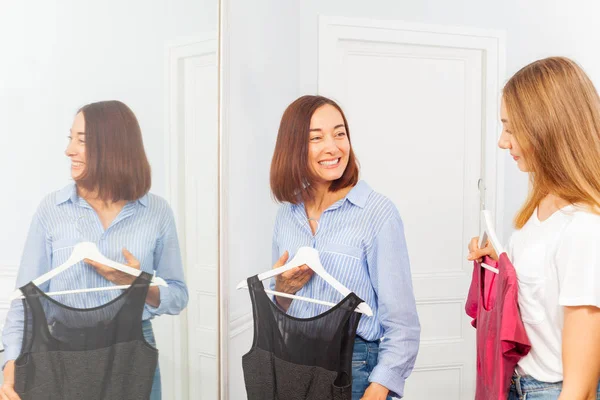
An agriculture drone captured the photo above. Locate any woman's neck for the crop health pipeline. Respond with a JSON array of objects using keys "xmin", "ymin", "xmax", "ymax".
[
  {"xmin": 77, "ymin": 186, "xmax": 127, "ymax": 211},
  {"xmin": 540, "ymin": 193, "xmax": 571, "ymax": 209},
  {"xmin": 305, "ymin": 182, "xmax": 353, "ymax": 218},
  {"xmin": 537, "ymin": 193, "xmax": 571, "ymax": 221}
]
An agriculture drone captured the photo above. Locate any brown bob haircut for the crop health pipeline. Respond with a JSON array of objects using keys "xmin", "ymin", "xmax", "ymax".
[
  {"xmin": 270, "ymin": 95, "xmax": 359, "ymax": 204},
  {"xmin": 76, "ymin": 100, "xmax": 151, "ymax": 202}
]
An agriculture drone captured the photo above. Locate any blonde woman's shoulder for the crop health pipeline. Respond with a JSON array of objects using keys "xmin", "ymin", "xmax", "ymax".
[{"xmin": 563, "ymin": 205, "xmax": 600, "ymax": 237}]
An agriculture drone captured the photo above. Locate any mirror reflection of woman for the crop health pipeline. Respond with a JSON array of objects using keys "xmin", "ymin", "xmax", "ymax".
[
  {"xmin": 468, "ymin": 57, "xmax": 600, "ymax": 399},
  {"xmin": 269, "ymin": 95, "xmax": 420, "ymax": 400},
  {"xmin": 1, "ymin": 101, "xmax": 188, "ymax": 400}
]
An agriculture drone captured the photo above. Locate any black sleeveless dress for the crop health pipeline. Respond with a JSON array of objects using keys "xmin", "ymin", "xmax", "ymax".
[
  {"xmin": 242, "ymin": 275, "xmax": 362, "ymax": 400},
  {"xmin": 14, "ymin": 272, "xmax": 158, "ymax": 400}
]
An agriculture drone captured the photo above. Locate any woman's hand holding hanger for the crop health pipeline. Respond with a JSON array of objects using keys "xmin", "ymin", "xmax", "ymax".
[
  {"xmin": 272, "ymin": 251, "xmax": 314, "ymax": 312},
  {"xmin": 84, "ymin": 248, "xmax": 141, "ymax": 285},
  {"xmin": 84, "ymin": 248, "xmax": 161, "ymax": 308},
  {"xmin": 467, "ymin": 237, "xmax": 498, "ymax": 263}
]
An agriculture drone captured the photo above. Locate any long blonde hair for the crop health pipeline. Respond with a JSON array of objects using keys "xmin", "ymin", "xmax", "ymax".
[{"xmin": 503, "ymin": 57, "xmax": 600, "ymax": 228}]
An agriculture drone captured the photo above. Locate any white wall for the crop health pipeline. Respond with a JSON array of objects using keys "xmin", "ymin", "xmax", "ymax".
[
  {"xmin": 0, "ymin": 0, "xmax": 217, "ymax": 382},
  {"xmin": 221, "ymin": 0, "xmax": 300, "ymax": 397},
  {"xmin": 296, "ymin": 0, "xmax": 600, "ymax": 241}
]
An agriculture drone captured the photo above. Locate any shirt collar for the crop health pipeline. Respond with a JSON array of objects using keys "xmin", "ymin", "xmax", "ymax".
[
  {"xmin": 55, "ymin": 183, "xmax": 149, "ymax": 207},
  {"xmin": 292, "ymin": 180, "xmax": 372, "ymax": 210},
  {"xmin": 345, "ymin": 180, "xmax": 372, "ymax": 209},
  {"xmin": 138, "ymin": 194, "xmax": 149, "ymax": 207},
  {"xmin": 55, "ymin": 183, "xmax": 78, "ymax": 205}
]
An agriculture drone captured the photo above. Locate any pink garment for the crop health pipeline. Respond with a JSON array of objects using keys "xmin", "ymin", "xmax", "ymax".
[{"xmin": 465, "ymin": 254, "xmax": 531, "ymax": 400}]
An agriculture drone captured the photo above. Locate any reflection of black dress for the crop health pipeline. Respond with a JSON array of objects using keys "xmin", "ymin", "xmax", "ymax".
[{"xmin": 15, "ymin": 272, "xmax": 158, "ymax": 400}]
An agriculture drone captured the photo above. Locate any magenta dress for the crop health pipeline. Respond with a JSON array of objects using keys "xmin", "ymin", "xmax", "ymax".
[{"xmin": 466, "ymin": 254, "xmax": 532, "ymax": 399}]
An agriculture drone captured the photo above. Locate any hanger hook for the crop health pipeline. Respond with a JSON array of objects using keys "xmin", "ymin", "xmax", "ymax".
[
  {"xmin": 74, "ymin": 214, "xmax": 89, "ymax": 238},
  {"xmin": 478, "ymin": 178, "xmax": 486, "ymax": 210}
]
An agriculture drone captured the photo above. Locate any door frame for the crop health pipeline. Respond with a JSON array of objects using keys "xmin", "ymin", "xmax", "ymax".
[{"xmin": 164, "ymin": 33, "xmax": 220, "ymax": 400}]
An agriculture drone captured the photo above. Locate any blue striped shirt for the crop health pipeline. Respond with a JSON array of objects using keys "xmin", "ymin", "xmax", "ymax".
[
  {"xmin": 2, "ymin": 183, "xmax": 188, "ymax": 365},
  {"xmin": 270, "ymin": 180, "xmax": 420, "ymax": 398}
]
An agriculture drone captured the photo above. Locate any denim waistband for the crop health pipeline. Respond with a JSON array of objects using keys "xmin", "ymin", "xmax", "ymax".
[
  {"xmin": 355, "ymin": 335, "xmax": 381, "ymax": 345},
  {"xmin": 511, "ymin": 372, "xmax": 600, "ymax": 393},
  {"xmin": 510, "ymin": 374, "xmax": 562, "ymax": 392}
]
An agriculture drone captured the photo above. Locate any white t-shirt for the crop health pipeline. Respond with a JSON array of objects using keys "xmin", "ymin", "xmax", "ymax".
[{"xmin": 508, "ymin": 205, "xmax": 600, "ymax": 382}]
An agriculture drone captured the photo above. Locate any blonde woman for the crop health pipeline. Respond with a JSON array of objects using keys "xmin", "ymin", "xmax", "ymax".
[{"xmin": 468, "ymin": 57, "xmax": 600, "ymax": 399}]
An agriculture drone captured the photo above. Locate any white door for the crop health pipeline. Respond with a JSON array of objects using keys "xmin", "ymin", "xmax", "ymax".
[
  {"xmin": 164, "ymin": 36, "xmax": 220, "ymax": 400},
  {"xmin": 182, "ymin": 49, "xmax": 219, "ymax": 400},
  {"xmin": 319, "ymin": 17, "xmax": 505, "ymax": 399}
]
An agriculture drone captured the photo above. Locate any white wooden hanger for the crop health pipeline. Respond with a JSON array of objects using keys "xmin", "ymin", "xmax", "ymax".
[
  {"xmin": 237, "ymin": 247, "xmax": 373, "ymax": 316},
  {"xmin": 10, "ymin": 241, "xmax": 167, "ymax": 301},
  {"xmin": 477, "ymin": 210, "xmax": 504, "ymax": 274}
]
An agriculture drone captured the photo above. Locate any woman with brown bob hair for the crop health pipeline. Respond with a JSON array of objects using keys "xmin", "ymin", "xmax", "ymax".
[
  {"xmin": 269, "ymin": 95, "xmax": 420, "ymax": 400},
  {"xmin": 1, "ymin": 101, "xmax": 188, "ymax": 400},
  {"xmin": 468, "ymin": 57, "xmax": 600, "ymax": 398}
]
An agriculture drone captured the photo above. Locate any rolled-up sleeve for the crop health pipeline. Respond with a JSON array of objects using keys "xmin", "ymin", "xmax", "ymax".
[
  {"xmin": 366, "ymin": 214, "xmax": 421, "ymax": 398},
  {"xmin": 2, "ymin": 213, "xmax": 52, "ymax": 369},
  {"xmin": 145, "ymin": 207, "xmax": 188, "ymax": 317}
]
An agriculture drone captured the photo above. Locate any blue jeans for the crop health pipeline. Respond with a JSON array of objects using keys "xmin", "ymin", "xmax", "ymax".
[
  {"xmin": 508, "ymin": 372, "xmax": 600, "ymax": 399},
  {"xmin": 352, "ymin": 337, "xmax": 394, "ymax": 400},
  {"xmin": 142, "ymin": 320, "xmax": 161, "ymax": 400}
]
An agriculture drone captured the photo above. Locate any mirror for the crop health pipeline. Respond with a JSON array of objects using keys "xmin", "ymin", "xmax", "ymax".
[
  {"xmin": 0, "ymin": 1, "xmax": 221, "ymax": 399},
  {"xmin": 219, "ymin": 1, "xmax": 600, "ymax": 399}
]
